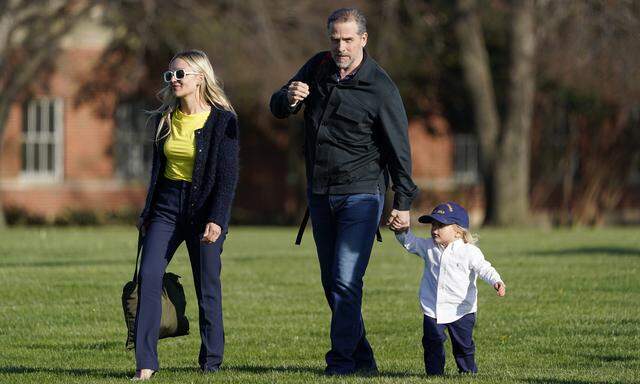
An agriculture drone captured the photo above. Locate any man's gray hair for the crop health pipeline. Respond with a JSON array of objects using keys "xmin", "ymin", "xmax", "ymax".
[{"xmin": 327, "ymin": 8, "xmax": 367, "ymax": 35}]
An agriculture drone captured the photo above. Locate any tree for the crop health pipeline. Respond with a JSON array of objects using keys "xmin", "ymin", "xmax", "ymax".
[
  {"xmin": 453, "ymin": 0, "xmax": 536, "ymax": 225},
  {"xmin": 531, "ymin": 0, "xmax": 640, "ymax": 225}
]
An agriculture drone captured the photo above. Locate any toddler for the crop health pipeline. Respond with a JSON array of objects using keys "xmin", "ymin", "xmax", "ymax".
[{"xmin": 394, "ymin": 202, "xmax": 506, "ymax": 375}]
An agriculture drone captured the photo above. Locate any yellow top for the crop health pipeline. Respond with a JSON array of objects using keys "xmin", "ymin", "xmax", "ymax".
[{"xmin": 163, "ymin": 108, "xmax": 210, "ymax": 182}]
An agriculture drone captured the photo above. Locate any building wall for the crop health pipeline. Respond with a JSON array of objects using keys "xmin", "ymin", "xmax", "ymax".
[
  {"xmin": 0, "ymin": 45, "xmax": 147, "ymax": 220},
  {"xmin": 406, "ymin": 115, "xmax": 484, "ymax": 226},
  {"xmin": 409, "ymin": 115, "xmax": 454, "ymax": 183},
  {"xmin": 1, "ymin": 182, "xmax": 146, "ymax": 218}
]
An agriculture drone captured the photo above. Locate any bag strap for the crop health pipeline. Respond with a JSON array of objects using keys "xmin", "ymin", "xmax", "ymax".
[
  {"xmin": 295, "ymin": 207, "xmax": 382, "ymax": 245},
  {"xmin": 295, "ymin": 208, "xmax": 310, "ymax": 245},
  {"xmin": 132, "ymin": 231, "xmax": 144, "ymax": 282}
]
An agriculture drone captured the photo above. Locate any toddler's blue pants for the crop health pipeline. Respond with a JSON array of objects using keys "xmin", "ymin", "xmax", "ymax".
[{"xmin": 422, "ymin": 313, "xmax": 477, "ymax": 375}]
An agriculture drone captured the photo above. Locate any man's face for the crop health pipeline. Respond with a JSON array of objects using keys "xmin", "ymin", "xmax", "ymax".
[{"xmin": 329, "ymin": 20, "xmax": 367, "ymax": 71}]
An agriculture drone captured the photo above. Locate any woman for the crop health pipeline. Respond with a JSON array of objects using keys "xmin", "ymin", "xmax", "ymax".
[{"xmin": 133, "ymin": 49, "xmax": 239, "ymax": 380}]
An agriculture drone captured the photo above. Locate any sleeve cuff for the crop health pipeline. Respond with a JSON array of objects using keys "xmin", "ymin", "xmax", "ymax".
[
  {"xmin": 394, "ymin": 230, "xmax": 408, "ymax": 242},
  {"xmin": 393, "ymin": 194, "xmax": 413, "ymax": 210}
]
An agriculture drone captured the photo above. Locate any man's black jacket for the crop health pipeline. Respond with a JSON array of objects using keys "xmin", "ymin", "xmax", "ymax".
[
  {"xmin": 139, "ymin": 108, "xmax": 239, "ymax": 231},
  {"xmin": 270, "ymin": 51, "xmax": 417, "ymax": 210}
]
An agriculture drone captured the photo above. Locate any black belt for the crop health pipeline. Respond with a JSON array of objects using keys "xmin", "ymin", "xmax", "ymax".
[{"xmin": 295, "ymin": 207, "xmax": 383, "ymax": 245}]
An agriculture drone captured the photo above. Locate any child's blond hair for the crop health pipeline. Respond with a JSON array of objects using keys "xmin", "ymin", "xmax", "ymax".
[{"xmin": 454, "ymin": 224, "xmax": 478, "ymax": 244}]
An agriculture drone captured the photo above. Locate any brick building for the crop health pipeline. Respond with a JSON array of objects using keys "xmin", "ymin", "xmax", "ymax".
[
  {"xmin": 0, "ymin": 20, "xmax": 485, "ymax": 226},
  {"xmin": 0, "ymin": 20, "xmax": 148, "ymax": 222}
]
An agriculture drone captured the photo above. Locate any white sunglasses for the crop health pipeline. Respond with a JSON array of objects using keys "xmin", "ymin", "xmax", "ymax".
[{"xmin": 163, "ymin": 69, "xmax": 199, "ymax": 83}]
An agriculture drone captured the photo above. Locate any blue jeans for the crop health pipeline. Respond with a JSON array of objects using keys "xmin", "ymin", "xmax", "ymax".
[
  {"xmin": 134, "ymin": 177, "xmax": 225, "ymax": 372},
  {"xmin": 423, "ymin": 313, "xmax": 477, "ymax": 375},
  {"xmin": 308, "ymin": 191, "xmax": 384, "ymax": 374}
]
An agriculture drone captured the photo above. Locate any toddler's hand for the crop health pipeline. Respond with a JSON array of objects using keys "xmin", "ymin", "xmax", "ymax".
[
  {"xmin": 494, "ymin": 282, "xmax": 506, "ymax": 297},
  {"xmin": 386, "ymin": 209, "xmax": 410, "ymax": 232}
]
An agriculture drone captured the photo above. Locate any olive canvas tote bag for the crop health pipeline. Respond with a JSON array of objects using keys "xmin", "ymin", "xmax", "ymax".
[{"xmin": 122, "ymin": 232, "xmax": 189, "ymax": 350}]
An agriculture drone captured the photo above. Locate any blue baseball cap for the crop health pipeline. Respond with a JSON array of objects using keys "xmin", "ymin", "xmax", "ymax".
[{"xmin": 418, "ymin": 202, "xmax": 469, "ymax": 229}]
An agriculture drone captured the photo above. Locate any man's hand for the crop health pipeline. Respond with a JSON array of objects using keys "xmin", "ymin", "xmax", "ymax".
[
  {"xmin": 386, "ymin": 209, "xmax": 410, "ymax": 232},
  {"xmin": 494, "ymin": 282, "xmax": 506, "ymax": 297},
  {"xmin": 287, "ymin": 81, "xmax": 310, "ymax": 106},
  {"xmin": 202, "ymin": 222, "xmax": 222, "ymax": 244}
]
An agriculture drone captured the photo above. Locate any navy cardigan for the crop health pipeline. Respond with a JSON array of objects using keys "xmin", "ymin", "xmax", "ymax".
[{"xmin": 139, "ymin": 107, "xmax": 240, "ymax": 231}]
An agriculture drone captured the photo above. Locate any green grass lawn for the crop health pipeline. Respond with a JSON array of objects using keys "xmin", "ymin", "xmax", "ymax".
[{"xmin": 0, "ymin": 226, "xmax": 638, "ymax": 383}]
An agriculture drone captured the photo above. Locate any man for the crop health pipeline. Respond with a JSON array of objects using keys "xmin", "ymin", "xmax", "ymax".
[{"xmin": 270, "ymin": 8, "xmax": 417, "ymax": 375}]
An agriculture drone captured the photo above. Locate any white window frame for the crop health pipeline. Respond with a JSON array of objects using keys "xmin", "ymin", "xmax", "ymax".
[
  {"xmin": 114, "ymin": 102, "xmax": 153, "ymax": 182},
  {"xmin": 21, "ymin": 98, "xmax": 64, "ymax": 181}
]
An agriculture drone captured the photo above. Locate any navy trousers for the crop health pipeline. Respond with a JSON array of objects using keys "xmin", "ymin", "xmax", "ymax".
[
  {"xmin": 308, "ymin": 192, "xmax": 384, "ymax": 374},
  {"xmin": 422, "ymin": 313, "xmax": 477, "ymax": 375},
  {"xmin": 134, "ymin": 177, "xmax": 225, "ymax": 372}
]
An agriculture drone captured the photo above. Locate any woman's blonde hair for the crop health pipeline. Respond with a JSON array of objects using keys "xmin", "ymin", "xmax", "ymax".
[
  {"xmin": 454, "ymin": 224, "xmax": 478, "ymax": 244},
  {"xmin": 148, "ymin": 49, "xmax": 235, "ymax": 142}
]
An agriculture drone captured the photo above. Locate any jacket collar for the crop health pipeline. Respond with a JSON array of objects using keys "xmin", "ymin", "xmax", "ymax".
[
  {"xmin": 348, "ymin": 49, "xmax": 375, "ymax": 85},
  {"xmin": 438, "ymin": 238, "xmax": 465, "ymax": 253},
  {"xmin": 320, "ymin": 50, "xmax": 375, "ymax": 86}
]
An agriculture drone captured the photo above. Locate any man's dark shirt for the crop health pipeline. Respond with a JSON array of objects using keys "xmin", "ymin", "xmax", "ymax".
[{"xmin": 270, "ymin": 51, "xmax": 417, "ymax": 210}]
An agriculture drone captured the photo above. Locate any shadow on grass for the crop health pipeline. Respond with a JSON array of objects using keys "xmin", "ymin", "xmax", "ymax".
[
  {"xmin": 580, "ymin": 353, "xmax": 637, "ymax": 363},
  {"xmin": 219, "ymin": 364, "xmax": 424, "ymax": 378},
  {"xmin": 167, "ymin": 364, "xmax": 424, "ymax": 378},
  {"xmin": 0, "ymin": 364, "xmax": 423, "ymax": 379},
  {"xmin": 0, "ymin": 366, "xmax": 126, "ymax": 379},
  {"xmin": 526, "ymin": 247, "xmax": 640, "ymax": 257},
  {"xmin": 525, "ymin": 379, "xmax": 626, "ymax": 384},
  {"xmin": 23, "ymin": 340, "xmax": 122, "ymax": 351},
  {"xmin": 220, "ymin": 364, "xmax": 323, "ymax": 375},
  {"xmin": 0, "ymin": 259, "xmax": 129, "ymax": 268}
]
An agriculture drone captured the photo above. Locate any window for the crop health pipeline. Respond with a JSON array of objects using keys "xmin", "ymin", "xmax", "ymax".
[
  {"xmin": 114, "ymin": 102, "xmax": 153, "ymax": 181},
  {"xmin": 21, "ymin": 98, "xmax": 63, "ymax": 179},
  {"xmin": 453, "ymin": 134, "xmax": 480, "ymax": 184}
]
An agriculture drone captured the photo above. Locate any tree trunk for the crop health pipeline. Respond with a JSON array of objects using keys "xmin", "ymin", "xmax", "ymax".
[
  {"xmin": 494, "ymin": 0, "xmax": 536, "ymax": 225},
  {"xmin": 249, "ymin": 0, "xmax": 307, "ymax": 221},
  {"xmin": 454, "ymin": 0, "xmax": 500, "ymax": 223}
]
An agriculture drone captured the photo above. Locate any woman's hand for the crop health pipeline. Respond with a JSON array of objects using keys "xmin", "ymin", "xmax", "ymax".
[{"xmin": 201, "ymin": 222, "xmax": 222, "ymax": 244}]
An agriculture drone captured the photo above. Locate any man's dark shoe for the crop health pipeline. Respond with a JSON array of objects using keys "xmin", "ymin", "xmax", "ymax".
[
  {"xmin": 201, "ymin": 366, "xmax": 220, "ymax": 374},
  {"xmin": 355, "ymin": 361, "xmax": 379, "ymax": 376},
  {"xmin": 356, "ymin": 366, "xmax": 379, "ymax": 376},
  {"xmin": 323, "ymin": 366, "xmax": 356, "ymax": 376}
]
